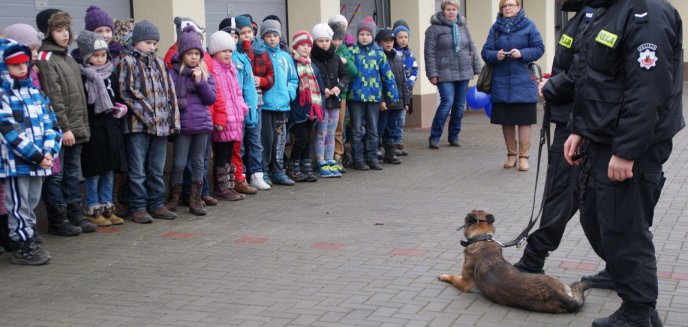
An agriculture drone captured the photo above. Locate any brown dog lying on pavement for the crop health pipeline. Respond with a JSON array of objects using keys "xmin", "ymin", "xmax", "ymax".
[{"xmin": 438, "ymin": 210, "xmax": 589, "ymax": 313}]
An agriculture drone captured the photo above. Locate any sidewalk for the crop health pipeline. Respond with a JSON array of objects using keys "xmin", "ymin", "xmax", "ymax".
[{"xmin": 0, "ymin": 94, "xmax": 686, "ymax": 326}]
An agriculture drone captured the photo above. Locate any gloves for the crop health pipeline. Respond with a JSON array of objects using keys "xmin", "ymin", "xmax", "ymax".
[{"xmin": 113, "ymin": 102, "xmax": 128, "ymax": 119}]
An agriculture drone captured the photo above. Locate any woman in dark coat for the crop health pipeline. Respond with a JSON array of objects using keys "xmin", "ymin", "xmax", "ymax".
[{"xmin": 481, "ymin": 0, "xmax": 544, "ymax": 171}]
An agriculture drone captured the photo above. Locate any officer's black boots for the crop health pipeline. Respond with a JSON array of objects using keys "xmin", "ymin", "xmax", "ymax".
[
  {"xmin": 592, "ymin": 302, "xmax": 654, "ymax": 327},
  {"xmin": 513, "ymin": 246, "xmax": 546, "ymax": 274},
  {"xmin": 581, "ymin": 268, "xmax": 614, "ymax": 289}
]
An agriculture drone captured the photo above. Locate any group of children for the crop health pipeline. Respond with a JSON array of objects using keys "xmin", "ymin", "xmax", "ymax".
[{"xmin": 0, "ymin": 7, "xmax": 418, "ymax": 265}]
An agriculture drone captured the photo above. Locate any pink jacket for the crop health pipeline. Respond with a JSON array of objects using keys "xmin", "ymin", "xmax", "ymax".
[{"xmin": 211, "ymin": 58, "xmax": 248, "ymax": 142}]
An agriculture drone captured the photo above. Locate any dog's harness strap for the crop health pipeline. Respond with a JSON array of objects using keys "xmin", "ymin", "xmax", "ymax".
[{"xmin": 460, "ymin": 233, "xmax": 505, "ymax": 248}]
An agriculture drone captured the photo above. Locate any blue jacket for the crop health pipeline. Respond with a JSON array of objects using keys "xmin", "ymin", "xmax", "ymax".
[
  {"xmin": 348, "ymin": 42, "xmax": 399, "ymax": 103},
  {"xmin": 289, "ymin": 61, "xmax": 326, "ymax": 125},
  {"xmin": 481, "ymin": 10, "xmax": 544, "ymax": 104},
  {"xmin": 233, "ymin": 51, "xmax": 258, "ymax": 127},
  {"xmin": 395, "ymin": 45, "xmax": 418, "ymax": 91},
  {"xmin": 0, "ymin": 40, "xmax": 62, "ymax": 177},
  {"xmin": 262, "ymin": 45, "xmax": 298, "ymax": 111}
]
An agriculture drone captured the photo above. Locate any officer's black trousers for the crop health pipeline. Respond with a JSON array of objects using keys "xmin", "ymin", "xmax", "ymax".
[
  {"xmin": 526, "ymin": 124, "xmax": 581, "ymax": 254},
  {"xmin": 579, "ymin": 140, "xmax": 670, "ymax": 305}
]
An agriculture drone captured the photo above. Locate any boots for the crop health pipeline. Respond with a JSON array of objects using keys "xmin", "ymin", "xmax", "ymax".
[
  {"xmin": 395, "ymin": 143, "xmax": 408, "ymax": 156},
  {"xmin": 47, "ymin": 205, "xmax": 82, "ymax": 236},
  {"xmin": 214, "ymin": 164, "xmax": 245, "ymax": 201},
  {"xmin": 302, "ymin": 159, "xmax": 318, "ymax": 182},
  {"xmin": 504, "ymin": 139, "xmax": 518, "ymax": 168},
  {"xmin": 513, "ymin": 246, "xmax": 547, "ymax": 274},
  {"xmin": 84, "ymin": 205, "xmax": 112, "ymax": 227},
  {"xmin": 113, "ymin": 173, "xmax": 129, "ymax": 218},
  {"xmin": 519, "ymin": 141, "xmax": 530, "ymax": 171},
  {"xmin": 164, "ymin": 183, "xmax": 182, "ymax": 212},
  {"xmin": 383, "ymin": 143, "xmax": 401, "ymax": 164},
  {"xmin": 101, "ymin": 203, "xmax": 125, "ymax": 225},
  {"xmin": 67, "ymin": 203, "xmax": 97, "ymax": 233},
  {"xmin": 287, "ymin": 160, "xmax": 307, "ymax": 182},
  {"xmin": 10, "ymin": 239, "xmax": 51, "ymax": 265},
  {"xmin": 592, "ymin": 302, "xmax": 653, "ymax": 327},
  {"xmin": 235, "ymin": 179, "xmax": 258, "ymax": 194},
  {"xmin": 189, "ymin": 181, "xmax": 207, "ymax": 216},
  {"xmin": 581, "ymin": 268, "xmax": 615, "ymax": 289},
  {"xmin": 250, "ymin": 172, "xmax": 271, "ymax": 190}
]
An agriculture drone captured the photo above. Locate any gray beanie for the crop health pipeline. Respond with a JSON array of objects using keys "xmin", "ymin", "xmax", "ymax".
[
  {"xmin": 77, "ymin": 30, "xmax": 109, "ymax": 64},
  {"xmin": 260, "ymin": 19, "xmax": 281, "ymax": 39},
  {"xmin": 132, "ymin": 20, "xmax": 160, "ymax": 44},
  {"xmin": 328, "ymin": 14, "xmax": 348, "ymax": 40}
]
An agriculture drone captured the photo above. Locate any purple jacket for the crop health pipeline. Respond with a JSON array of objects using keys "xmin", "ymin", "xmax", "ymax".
[{"xmin": 169, "ymin": 63, "xmax": 217, "ymax": 134}]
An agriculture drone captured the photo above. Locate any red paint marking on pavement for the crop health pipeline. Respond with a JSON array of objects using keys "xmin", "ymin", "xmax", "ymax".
[
  {"xmin": 560, "ymin": 261, "xmax": 685, "ymax": 281},
  {"xmin": 559, "ymin": 261, "xmax": 579, "ymax": 269},
  {"xmin": 161, "ymin": 232, "xmax": 196, "ymax": 239},
  {"xmin": 670, "ymin": 273, "xmax": 688, "ymax": 280},
  {"xmin": 389, "ymin": 248, "xmax": 426, "ymax": 256},
  {"xmin": 577, "ymin": 262, "xmax": 598, "ymax": 271},
  {"xmin": 235, "ymin": 236, "xmax": 270, "ymax": 244},
  {"xmin": 97, "ymin": 227, "xmax": 123, "ymax": 234},
  {"xmin": 657, "ymin": 271, "xmax": 671, "ymax": 279},
  {"xmin": 311, "ymin": 243, "xmax": 346, "ymax": 250}
]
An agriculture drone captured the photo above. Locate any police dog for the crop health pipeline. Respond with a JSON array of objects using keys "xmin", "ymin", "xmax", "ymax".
[{"xmin": 438, "ymin": 210, "xmax": 588, "ymax": 313}]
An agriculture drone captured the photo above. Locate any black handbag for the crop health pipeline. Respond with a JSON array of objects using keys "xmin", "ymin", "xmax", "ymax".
[{"xmin": 476, "ymin": 65, "xmax": 493, "ymax": 94}]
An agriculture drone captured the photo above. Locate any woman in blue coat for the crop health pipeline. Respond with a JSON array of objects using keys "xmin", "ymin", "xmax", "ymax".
[{"xmin": 481, "ymin": 0, "xmax": 544, "ymax": 171}]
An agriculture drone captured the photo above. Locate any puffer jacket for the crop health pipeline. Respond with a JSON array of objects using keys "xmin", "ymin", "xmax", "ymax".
[
  {"xmin": 211, "ymin": 58, "xmax": 248, "ymax": 142},
  {"xmin": 232, "ymin": 51, "xmax": 258, "ymax": 127},
  {"xmin": 481, "ymin": 9, "xmax": 544, "ymax": 104},
  {"xmin": 382, "ymin": 49, "xmax": 410, "ymax": 110},
  {"xmin": 311, "ymin": 44, "xmax": 350, "ymax": 110},
  {"xmin": 0, "ymin": 40, "xmax": 61, "ymax": 177},
  {"xmin": 348, "ymin": 41, "xmax": 399, "ymax": 103},
  {"xmin": 335, "ymin": 43, "xmax": 358, "ymax": 98},
  {"xmin": 37, "ymin": 39, "xmax": 90, "ymax": 144},
  {"xmin": 424, "ymin": 12, "xmax": 482, "ymax": 82},
  {"xmin": 262, "ymin": 44, "xmax": 298, "ymax": 111},
  {"xmin": 169, "ymin": 62, "xmax": 217, "ymax": 135}
]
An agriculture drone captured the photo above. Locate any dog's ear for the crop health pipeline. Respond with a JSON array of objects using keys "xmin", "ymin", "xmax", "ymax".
[
  {"xmin": 465, "ymin": 212, "xmax": 478, "ymax": 224},
  {"xmin": 486, "ymin": 214, "xmax": 495, "ymax": 224}
]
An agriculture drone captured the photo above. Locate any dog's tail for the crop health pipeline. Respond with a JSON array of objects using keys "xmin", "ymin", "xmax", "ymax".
[{"xmin": 562, "ymin": 281, "xmax": 589, "ymax": 312}]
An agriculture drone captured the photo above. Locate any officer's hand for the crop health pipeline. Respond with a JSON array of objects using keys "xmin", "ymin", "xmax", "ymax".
[
  {"xmin": 564, "ymin": 134, "xmax": 582, "ymax": 166},
  {"xmin": 538, "ymin": 78, "xmax": 548, "ymax": 98},
  {"xmin": 608, "ymin": 155, "xmax": 634, "ymax": 182}
]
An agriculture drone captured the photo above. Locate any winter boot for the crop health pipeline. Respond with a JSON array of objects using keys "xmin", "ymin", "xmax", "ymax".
[
  {"xmin": 46, "ymin": 205, "xmax": 82, "ymax": 236},
  {"xmin": 326, "ymin": 160, "xmax": 342, "ymax": 177},
  {"xmin": 504, "ymin": 139, "xmax": 518, "ymax": 168},
  {"xmin": 592, "ymin": 302, "xmax": 653, "ymax": 327},
  {"xmin": 84, "ymin": 205, "xmax": 112, "ymax": 227},
  {"xmin": 288, "ymin": 160, "xmax": 308, "ymax": 182},
  {"xmin": 189, "ymin": 181, "xmax": 207, "ymax": 216},
  {"xmin": 513, "ymin": 246, "xmax": 547, "ymax": 274},
  {"xmin": 215, "ymin": 164, "xmax": 244, "ymax": 201},
  {"xmin": 383, "ymin": 143, "xmax": 401, "ymax": 164},
  {"xmin": 250, "ymin": 172, "xmax": 271, "ymax": 190},
  {"xmin": 368, "ymin": 160, "xmax": 383, "ymax": 170},
  {"xmin": 67, "ymin": 203, "xmax": 97, "ymax": 233},
  {"xmin": 101, "ymin": 203, "xmax": 125, "ymax": 225},
  {"xmin": 113, "ymin": 173, "xmax": 129, "ymax": 218},
  {"xmin": 395, "ymin": 143, "xmax": 408, "ymax": 156},
  {"xmin": 10, "ymin": 239, "xmax": 51, "ymax": 265},
  {"xmin": 201, "ymin": 195, "xmax": 218, "ymax": 206},
  {"xmin": 225, "ymin": 164, "xmax": 246, "ymax": 201},
  {"xmin": 235, "ymin": 179, "xmax": 258, "ymax": 194},
  {"xmin": 302, "ymin": 159, "xmax": 318, "ymax": 182},
  {"xmin": 518, "ymin": 141, "xmax": 531, "ymax": 171},
  {"xmin": 164, "ymin": 183, "xmax": 182, "ymax": 212}
]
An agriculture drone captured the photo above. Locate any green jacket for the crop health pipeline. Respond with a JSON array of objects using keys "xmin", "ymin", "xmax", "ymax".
[{"xmin": 336, "ymin": 44, "xmax": 357, "ymax": 98}]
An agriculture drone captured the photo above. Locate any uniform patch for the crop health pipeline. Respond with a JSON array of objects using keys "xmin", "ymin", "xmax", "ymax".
[
  {"xmin": 595, "ymin": 30, "xmax": 618, "ymax": 48},
  {"xmin": 559, "ymin": 34, "xmax": 573, "ymax": 49},
  {"xmin": 637, "ymin": 43, "xmax": 658, "ymax": 70}
]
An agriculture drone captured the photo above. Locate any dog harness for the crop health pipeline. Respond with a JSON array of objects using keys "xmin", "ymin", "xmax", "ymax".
[{"xmin": 460, "ymin": 233, "xmax": 506, "ymax": 248}]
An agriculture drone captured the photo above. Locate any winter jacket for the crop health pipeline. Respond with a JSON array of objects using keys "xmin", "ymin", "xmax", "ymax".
[
  {"xmin": 424, "ymin": 12, "xmax": 482, "ymax": 83},
  {"xmin": 37, "ymin": 39, "xmax": 90, "ymax": 144},
  {"xmin": 289, "ymin": 61, "xmax": 325, "ymax": 125},
  {"xmin": 211, "ymin": 58, "xmax": 248, "ymax": 142},
  {"xmin": 481, "ymin": 9, "xmax": 544, "ymax": 104},
  {"xmin": 348, "ymin": 42, "xmax": 399, "ymax": 103},
  {"xmin": 395, "ymin": 45, "xmax": 419, "ymax": 91},
  {"xmin": 382, "ymin": 49, "xmax": 411, "ymax": 110},
  {"xmin": 169, "ymin": 62, "xmax": 217, "ymax": 135},
  {"xmin": 0, "ymin": 40, "xmax": 61, "ymax": 177},
  {"xmin": 335, "ymin": 44, "xmax": 358, "ymax": 98},
  {"xmin": 80, "ymin": 74, "xmax": 126, "ymax": 177},
  {"xmin": 240, "ymin": 39, "xmax": 275, "ymax": 107},
  {"xmin": 311, "ymin": 44, "xmax": 350, "ymax": 110},
  {"xmin": 116, "ymin": 47, "xmax": 180, "ymax": 136},
  {"xmin": 262, "ymin": 44, "xmax": 298, "ymax": 111},
  {"xmin": 232, "ymin": 51, "xmax": 258, "ymax": 127}
]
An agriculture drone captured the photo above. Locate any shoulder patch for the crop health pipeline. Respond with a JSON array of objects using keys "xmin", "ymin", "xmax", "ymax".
[
  {"xmin": 595, "ymin": 30, "xmax": 618, "ymax": 48},
  {"xmin": 38, "ymin": 51, "xmax": 52, "ymax": 61},
  {"xmin": 559, "ymin": 34, "xmax": 574, "ymax": 49},
  {"xmin": 637, "ymin": 43, "xmax": 658, "ymax": 70}
]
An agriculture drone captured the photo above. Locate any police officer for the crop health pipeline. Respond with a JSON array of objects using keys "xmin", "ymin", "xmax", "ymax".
[{"xmin": 564, "ymin": 0, "xmax": 684, "ymax": 325}]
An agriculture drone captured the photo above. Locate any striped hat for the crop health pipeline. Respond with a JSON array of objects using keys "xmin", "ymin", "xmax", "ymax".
[{"xmin": 291, "ymin": 30, "xmax": 312, "ymax": 49}]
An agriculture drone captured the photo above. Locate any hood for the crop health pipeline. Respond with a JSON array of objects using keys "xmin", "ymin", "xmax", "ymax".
[
  {"xmin": 40, "ymin": 38, "xmax": 69, "ymax": 53},
  {"xmin": 251, "ymin": 38, "xmax": 267, "ymax": 55},
  {"xmin": 430, "ymin": 11, "xmax": 465, "ymax": 27},
  {"xmin": 0, "ymin": 38, "xmax": 33, "ymax": 90},
  {"xmin": 561, "ymin": 0, "xmax": 586, "ymax": 11},
  {"xmin": 494, "ymin": 9, "xmax": 529, "ymax": 34}
]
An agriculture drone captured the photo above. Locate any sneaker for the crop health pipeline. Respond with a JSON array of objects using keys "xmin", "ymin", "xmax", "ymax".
[
  {"xmin": 263, "ymin": 173, "xmax": 273, "ymax": 187},
  {"xmin": 429, "ymin": 139, "xmax": 440, "ymax": 149},
  {"xmin": 319, "ymin": 162, "xmax": 334, "ymax": 178},
  {"xmin": 272, "ymin": 172, "xmax": 295, "ymax": 186},
  {"xmin": 48, "ymin": 221, "xmax": 82, "ymax": 236},
  {"xmin": 128, "ymin": 210, "xmax": 154, "ymax": 224},
  {"xmin": 449, "ymin": 139, "xmax": 462, "ymax": 147},
  {"xmin": 149, "ymin": 207, "xmax": 177, "ymax": 220},
  {"xmin": 368, "ymin": 161, "xmax": 383, "ymax": 170},
  {"xmin": 326, "ymin": 160, "xmax": 342, "ymax": 178},
  {"xmin": 333, "ymin": 158, "xmax": 346, "ymax": 173},
  {"xmin": 250, "ymin": 172, "xmax": 271, "ymax": 190},
  {"xmin": 10, "ymin": 240, "xmax": 51, "ymax": 265},
  {"xmin": 581, "ymin": 269, "xmax": 614, "ymax": 290}
]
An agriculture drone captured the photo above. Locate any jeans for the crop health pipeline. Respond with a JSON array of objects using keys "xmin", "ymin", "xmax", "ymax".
[
  {"xmin": 430, "ymin": 80, "xmax": 469, "ymax": 142},
  {"xmin": 42, "ymin": 144, "xmax": 83, "ymax": 207},
  {"xmin": 85, "ymin": 171, "xmax": 114, "ymax": 207},
  {"xmin": 182, "ymin": 136, "xmax": 211, "ymax": 199},
  {"xmin": 243, "ymin": 109, "xmax": 264, "ymax": 178},
  {"xmin": 378, "ymin": 109, "xmax": 404, "ymax": 144},
  {"xmin": 126, "ymin": 133, "xmax": 167, "ymax": 213},
  {"xmin": 349, "ymin": 101, "xmax": 380, "ymax": 163}
]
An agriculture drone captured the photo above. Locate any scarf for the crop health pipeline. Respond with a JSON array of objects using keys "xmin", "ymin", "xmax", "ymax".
[
  {"xmin": 80, "ymin": 62, "xmax": 114, "ymax": 114},
  {"xmin": 451, "ymin": 20, "xmax": 461, "ymax": 53},
  {"xmin": 292, "ymin": 50, "xmax": 322, "ymax": 121},
  {"xmin": 311, "ymin": 43, "xmax": 335, "ymax": 62}
]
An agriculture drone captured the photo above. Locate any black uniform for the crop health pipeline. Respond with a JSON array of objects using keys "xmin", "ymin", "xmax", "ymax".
[{"xmin": 574, "ymin": 0, "xmax": 684, "ymax": 308}]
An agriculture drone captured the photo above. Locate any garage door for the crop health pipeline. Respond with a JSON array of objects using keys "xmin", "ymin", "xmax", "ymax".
[
  {"xmin": 0, "ymin": 0, "xmax": 131, "ymax": 36},
  {"xmin": 205, "ymin": 0, "xmax": 287, "ymax": 36}
]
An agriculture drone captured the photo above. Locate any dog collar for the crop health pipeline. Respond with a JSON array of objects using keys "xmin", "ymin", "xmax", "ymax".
[{"xmin": 460, "ymin": 233, "xmax": 505, "ymax": 248}]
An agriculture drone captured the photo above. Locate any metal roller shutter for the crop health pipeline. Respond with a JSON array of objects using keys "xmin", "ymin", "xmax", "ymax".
[{"xmin": 205, "ymin": 0, "xmax": 287, "ymax": 35}]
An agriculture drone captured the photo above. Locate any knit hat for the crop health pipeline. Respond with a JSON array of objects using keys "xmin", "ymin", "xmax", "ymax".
[
  {"xmin": 35, "ymin": 8, "xmax": 61, "ymax": 35},
  {"xmin": 3, "ymin": 44, "xmax": 31, "ymax": 65},
  {"xmin": 174, "ymin": 16, "xmax": 205, "ymax": 37},
  {"xmin": 208, "ymin": 30, "xmax": 236, "ymax": 55},
  {"xmin": 177, "ymin": 25, "xmax": 204, "ymax": 58},
  {"xmin": 357, "ymin": 16, "xmax": 377, "ymax": 37},
  {"xmin": 3, "ymin": 24, "xmax": 44, "ymax": 47},
  {"xmin": 219, "ymin": 16, "xmax": 251, "ymax": 35},
  {"xmin": 260, "ymin": 19, "xmax": 281, "ymax": 39},
  {"xmin": 328, "ymin": 14, "xmax": 348, "ymax": 40},
  {"xmin": 113, "ymin": 18, "xmax": 135, "ymax": 45},
  {"xmin": 84, "ymin": 5, "xmax": 114, "ymax": 32},
  {"xmin": 291, "ymin": 30, "xmax": 313, "ymax": 50},
  {"xmin": 77, "ymin": 30, "xmax": 109, "ymax": 64},
  {"xmin": 132, "ymin": 20, "xmax": 160, "ymax": 44},
  {"xmin": 263, "ymin": 15, "xmax": 282, "ymax": 24},
  {"xmin": 311, "ymin": 23, "xmax": 333, "ymax": 41},
  {"xmin": 37, "ymin": 10, "xmax": 73, "ymax": 44},
  {"xmin": 392, "ymin": 19, "xmax": 409, "ymax": 30},
  {"xmin": 393, "ymin": 25, "xmax": 410, "ymax": 38},
  {"xmin": 375, "ymin": 27, "xmax": 394, "ymax": 42}
]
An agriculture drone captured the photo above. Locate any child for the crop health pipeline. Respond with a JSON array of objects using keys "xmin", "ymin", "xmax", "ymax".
[
  {"xmin": 117, "ymin": 20, "xmax": 180, "ymax": 223},
  {"xmin": 76, "ymin": 31, "xmax": 127, "ymax": 227},
  {"xmin": 375, "ymin": 28, "xmax": 410, "ymax": 165},
  {"xmin": 207, "ymin": 30, "xmax": 248, "ymax": 201},
  {"xmin": 35, "ymin": 9, "xmax": 96, "ymax": 235},
  {"xmin": 71, "ymin": 6, "xmax": 122, "ymax": 65},
  {"xmin": 392, "ymin": 20, "xmax": 418, "ymax": 156},
  {"xmin": 288, "ymin": 30, "xmax": 325, "ymax": 182},
  {"xmin": 165, "ymin": 26, "xmax": 217, "ymax": 216},
  {"xmin": 348, "ymin": 17, "xmax": 398, "ymax": 171},
  {"xmin": 259, "ymin": 19, "xmax": 298, "ymax": 186},
  {"xmin": 310, "ymin": 23, "xmax": 350, "ymax": 178},
  {"xmin": 0, "ymin": 39, "xmax": 61, "ymax": 264},
  {"xmin": 3, "ymin": 23, "xmax": 44, "ymax": 90}
]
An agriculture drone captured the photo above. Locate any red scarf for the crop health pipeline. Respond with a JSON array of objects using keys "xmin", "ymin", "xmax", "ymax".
[{"xmin": 292, "ymin": 50, "xmax": 322, "ymax": 121}]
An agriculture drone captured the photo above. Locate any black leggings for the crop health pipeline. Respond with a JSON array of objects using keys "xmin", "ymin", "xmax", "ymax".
[
  {"xmin": 213, "ymin": 141, "xmax": 234, "ymax": 170},
  {"xmin": 290, "ymin": 120, "xmax": 315, "ymax": 161}
]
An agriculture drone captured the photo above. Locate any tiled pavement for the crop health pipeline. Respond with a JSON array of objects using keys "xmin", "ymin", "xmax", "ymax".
[{"xmin": 0, "ymin": 92, "xmax": 687, "ymax": 326}]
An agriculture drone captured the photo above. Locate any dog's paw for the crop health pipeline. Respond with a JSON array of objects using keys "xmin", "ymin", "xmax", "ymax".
[{"xmin": 438, "ymin": 274, "xmax": 448, "ymax": 282}]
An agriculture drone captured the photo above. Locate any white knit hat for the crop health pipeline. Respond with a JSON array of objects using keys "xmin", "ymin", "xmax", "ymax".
[
  {"xmin": 312, "ymin": 23, "xmax": 333, "ymax": 41},
  {"xmin": 208, "ymin": 30, "xmax": 236, "ymax": 55}
]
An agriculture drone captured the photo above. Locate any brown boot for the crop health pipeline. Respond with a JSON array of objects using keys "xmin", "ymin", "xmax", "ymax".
[
  {"xmin": 518, "ymin": 141, "xmax": 530, "ymax": 171},
  {"xmin": 234, "ymin": 179, "xmax": 257, "ymax": 194},
  {"xmin": 201, "ymin": 195, "xmax": 218, "ymax": 206},
  {"xmin": 164, "ymin": 183, "xmax": 182, "ymax": 212},
  {"xmin": 504, "ymin": 139, "xmax": 518, "ymax": 169},
  {"xmin": 189, "ymin": 181, "xmax": 207, "ymax": 216}
]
